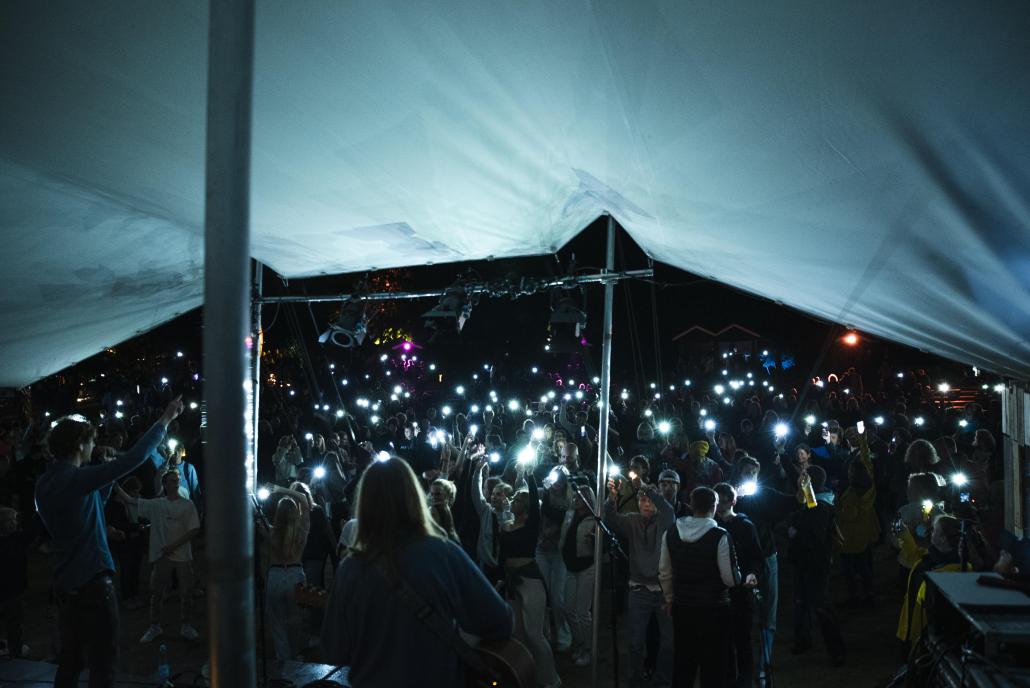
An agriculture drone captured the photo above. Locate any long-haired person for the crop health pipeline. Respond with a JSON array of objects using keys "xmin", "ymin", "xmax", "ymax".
[
  {"xmin": 259, "ymin": 482, "xmax": 313, "ymax": 661},
  {"xmin": 320, "ymin": 456, "xmax": 513, "ymax": 687},
  {"xmin": 498, "ymin": 461, "xmax": 561, "ymax": 688}
]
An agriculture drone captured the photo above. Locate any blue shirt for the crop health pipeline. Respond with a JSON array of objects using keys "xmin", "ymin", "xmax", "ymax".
[
  {"xmin": 149, "ymin": 451, "xmax": 200, "ymax": 500},
  {"xmin": 35, "ymin": 422, "xmax": 166, "ymax": 593},
  {"xmin": 320, "ymin": 536, "xmax": 513, "ymax": 688}
]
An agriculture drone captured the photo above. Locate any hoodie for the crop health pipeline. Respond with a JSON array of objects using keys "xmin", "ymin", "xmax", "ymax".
[
  {"xmin": 603, "ymin": 486, "xmax": 675, "ymax": 587},
  {"xmin": 659, "ymin": 516, "xmax": 739, "ymax": 605}
]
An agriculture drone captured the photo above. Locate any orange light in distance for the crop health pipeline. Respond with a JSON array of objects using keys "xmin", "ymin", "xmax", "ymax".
[{"xmin": 842, "ymin": 332, "xmax": 859, "ymax": 346}]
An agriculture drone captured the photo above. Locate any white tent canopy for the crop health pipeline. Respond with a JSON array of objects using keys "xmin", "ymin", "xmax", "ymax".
[{"xmin": 2, "ymin": 0, "xmax": 1029, "ymax": 388}]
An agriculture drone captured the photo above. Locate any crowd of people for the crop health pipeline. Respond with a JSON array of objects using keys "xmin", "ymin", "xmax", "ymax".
[{"xmin": 0, "ymin": 342, "xmax": 1015, "ymax": 687}]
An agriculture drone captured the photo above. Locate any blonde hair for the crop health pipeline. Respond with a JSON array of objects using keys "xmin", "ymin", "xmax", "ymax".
[
  {"xmin": 271, "ymin": 496, "xmax": 305, "ymax": 561},
  {"xmin": 353, "ymin": 458, "xmax": 439, "ymax": 578}
]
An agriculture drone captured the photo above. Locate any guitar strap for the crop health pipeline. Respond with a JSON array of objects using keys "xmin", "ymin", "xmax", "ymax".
[{"xmin": 368, "ymin": 558, "xmax": 497, "ymax": 680}]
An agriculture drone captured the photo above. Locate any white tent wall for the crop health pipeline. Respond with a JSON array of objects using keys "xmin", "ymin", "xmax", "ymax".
[{"xmin": 2, "ymin": 0, "xmax": 1030, "ymax": 388}]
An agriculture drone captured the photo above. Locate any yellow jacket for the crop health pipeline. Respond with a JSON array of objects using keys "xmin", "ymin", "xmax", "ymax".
[
  {"xmin": 838, "ymin": 437, "xmax": 880, "ymax": 554},
  {"xmin": 896, "ymin": 560, "xmax": 969, "ymax": 645}
]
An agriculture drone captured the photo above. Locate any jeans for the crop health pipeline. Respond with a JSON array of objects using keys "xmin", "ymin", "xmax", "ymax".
[
  {"xmin": 841, "ymin": 547, "xmax": 874, "ymax": 598},
  {"xmin": 149, "ymin": 558, "xmax": 194, "ymax": 625},
  {"xmin": 673, "ymin": 603, "xmax": 731, "ymax": 688},
  {"xmin": 512, "ymin": 575, "xmax": 559, "ymax": 686},
  {"xmin": 536, "ymin": 545, "xmax": 572, "ymax": 649},
  {"xmin": 563, "ymin": 566, "xmax": 595, "ymax": 656},
  {"xmin": 628, "ymin": 588, "xmax": 672, "ymax": 687},
  {"xmin": 757, "ymin": 553, "xmax": 778, "ymax": 674},
  {"xmin": 266, "ymin": 565, "xmax": 307, "ymax": 661},
  {"xmin": 54, "ymin": 574, "xmax": 119, "ymax": 688},
  {"xmin": 793, "ymin": 561, "xmax": 845, "ymax": 658},
  {"xmin": 729, "ymin": 591, "xmax": 755, "ymax": 688}
]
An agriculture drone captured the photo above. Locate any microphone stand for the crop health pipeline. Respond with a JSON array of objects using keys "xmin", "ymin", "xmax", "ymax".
[{"xmin": 576, "ymin": 486, "xmax": 627, "ymax": 688}]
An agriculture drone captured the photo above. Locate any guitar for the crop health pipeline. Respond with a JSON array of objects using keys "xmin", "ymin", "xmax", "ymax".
[{"xmin": 295, "ymin": 583, "xmax": 535, "ymax": 688}]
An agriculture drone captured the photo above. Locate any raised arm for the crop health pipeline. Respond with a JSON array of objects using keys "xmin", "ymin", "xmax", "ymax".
[
  {"xmin": 525, "ymin": 473, "xmax": 540, "ymax": 528},
  {"xmin": 470, "ymin": 459, "xmax": 489, "ymax": 516},
  {"xmin": 75, "ymin": 397, "xmax": 183, "ymax": 495}
]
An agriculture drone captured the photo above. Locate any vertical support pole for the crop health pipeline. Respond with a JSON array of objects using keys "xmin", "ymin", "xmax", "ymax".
[
  {"xmin": 202, "ymin": 0, "xmax": 256, "ymax": 686},
  {"xmin": 252, "ymin": 261, "xmax": 264, "ymax": 496},
  {"xmin": 591, "ymin": 215, "xmax": 617, "ymax": 688}
]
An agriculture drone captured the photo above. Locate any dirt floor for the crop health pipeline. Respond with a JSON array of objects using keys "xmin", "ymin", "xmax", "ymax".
[{"xmin": 18, "ymin": 537, "xmax": 906, "ymax": 687}]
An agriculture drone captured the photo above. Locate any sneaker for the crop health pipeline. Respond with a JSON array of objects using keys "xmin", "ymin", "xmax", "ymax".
[
  {"xmin": 574, "ymin": 652, "xmax": 591, "ymax": 667},
  {"xmin": 140, "ymin": 624, "xmax": 163, "ymax": 643},
  {"xmin": 180, "ymin": 624, "xmax": 200, "ymax": 641}
]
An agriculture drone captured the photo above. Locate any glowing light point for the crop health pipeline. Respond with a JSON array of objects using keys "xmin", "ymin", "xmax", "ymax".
[
  {"xmin": 704, "ymin": 419, "xmax": 717, "ymax": 432},
  {"xmin": 257, "ymin": 487, "xmax": 271, "ymax": 501},
  {"xmin": 740, "ymin": 480, "xmax": 758, "ymax": 497},
  {"xmin": 774, "ymin": 423, "xmax": 789, "ymax": 438},
  {"xmin": 441, "ymin": 405, "xmax": 452, "ymax": 417},
  {"xmin": 189, "ymin": 402, "xmax": 198, "ymax": 410},
  {"xmin": 376, "ymin": 451, "xmax": 391, "ymax": 462},
  {"xmin": 657, "ymin": 421, "xmax": 671, "ymax": 434},
  {"xmin": 951, "ymin": 472, "xmax": 968, "ymax": 487},
  {"xmin": 532, "ymin": 428, "xmax": 545, "ymax": 441},
  {"xmin": 517, "ymin": 446, "xmax": 536, "ymax": 465},
  {"xmin": 643, "ymin": 409, "xmax": 653, "ymax": 418},
  {"xmin": 914, "ymin": 416, "xmax": 925, "ymax": 427},
  {"xmin": 313, "ymin": 466, "xmax": 327, "ymax": 480},
  {"xmin": 937, "ymin": 383, "xmax": 951, "ymax": 394},
  {"xmin": 804, "ymin": 415, "xmax": 816, "ymax": 426},
  {"xmin": 455, "ymin": 385, "xmax": 465, "ymax": 395},
  {"xmin": 874, "ymin": 416, "xmax": 884, "ymax": 425},
  {"xmin": 508, "ymin": 399, "xmax": 520, "ymax": 411},
  {"xmin": 380, "ymin": 354, "xmax": 388, "ymax": 362}
]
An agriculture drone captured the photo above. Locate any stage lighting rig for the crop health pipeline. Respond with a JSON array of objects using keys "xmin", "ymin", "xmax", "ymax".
[
  {"xmin": 423, "ymin": 281, "xmax": 473, "ymax": 335},
  {"xmin": 318, "ymin": 297, "xmax": 367, "ymax": 348}
]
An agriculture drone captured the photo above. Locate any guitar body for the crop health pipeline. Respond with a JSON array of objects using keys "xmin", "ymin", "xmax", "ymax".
[{"xmin": 465, "ymin": 637, "xmax": 536, "ymax": 688}]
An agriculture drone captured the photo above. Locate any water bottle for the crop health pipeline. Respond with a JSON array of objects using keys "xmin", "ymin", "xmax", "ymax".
[{"xmin": 157, "ymin": 644, "xmax": 170, "ymax": 684}]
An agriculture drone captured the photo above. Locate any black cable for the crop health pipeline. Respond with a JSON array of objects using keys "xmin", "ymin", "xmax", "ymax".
[{"xmin": 648, "ymin": 259, "xmax": 663, "ymax": 392}]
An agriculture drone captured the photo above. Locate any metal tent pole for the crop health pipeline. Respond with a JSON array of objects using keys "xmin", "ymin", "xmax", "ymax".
[
  {"xmin": 252, "ymin": 261, "xmax": 263, "ymax": 495},
  {"xmin": 202, "ymin": 0, "xmax": 256, "ymax": 685},
  {"xmin": 591, "ymin": 215, "xmax": 617, "ymax": 688}
]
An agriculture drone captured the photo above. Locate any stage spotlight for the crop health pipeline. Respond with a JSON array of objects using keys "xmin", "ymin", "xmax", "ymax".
[
  {"xmin": 423, "ymin": 283, "xmax": 472, "ymax": 336},
  {"xmin": 318, "ymin": 298, "xmax": 366, "ymax": 348}
]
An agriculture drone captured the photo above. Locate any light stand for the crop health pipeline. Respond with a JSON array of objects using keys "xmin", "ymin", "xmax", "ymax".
[
  {"xmin": 251, "ymin": 494, "xmax": 271, "ymax": 688},
  {"xmin": 576, "ymin": 486, "xmax": 627, "ymax": 688}
]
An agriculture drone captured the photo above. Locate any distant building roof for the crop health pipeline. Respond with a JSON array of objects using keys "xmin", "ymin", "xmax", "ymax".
[{"xmin": 672, "ymin": 324, "xmax": 763, "ymax": 342}]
